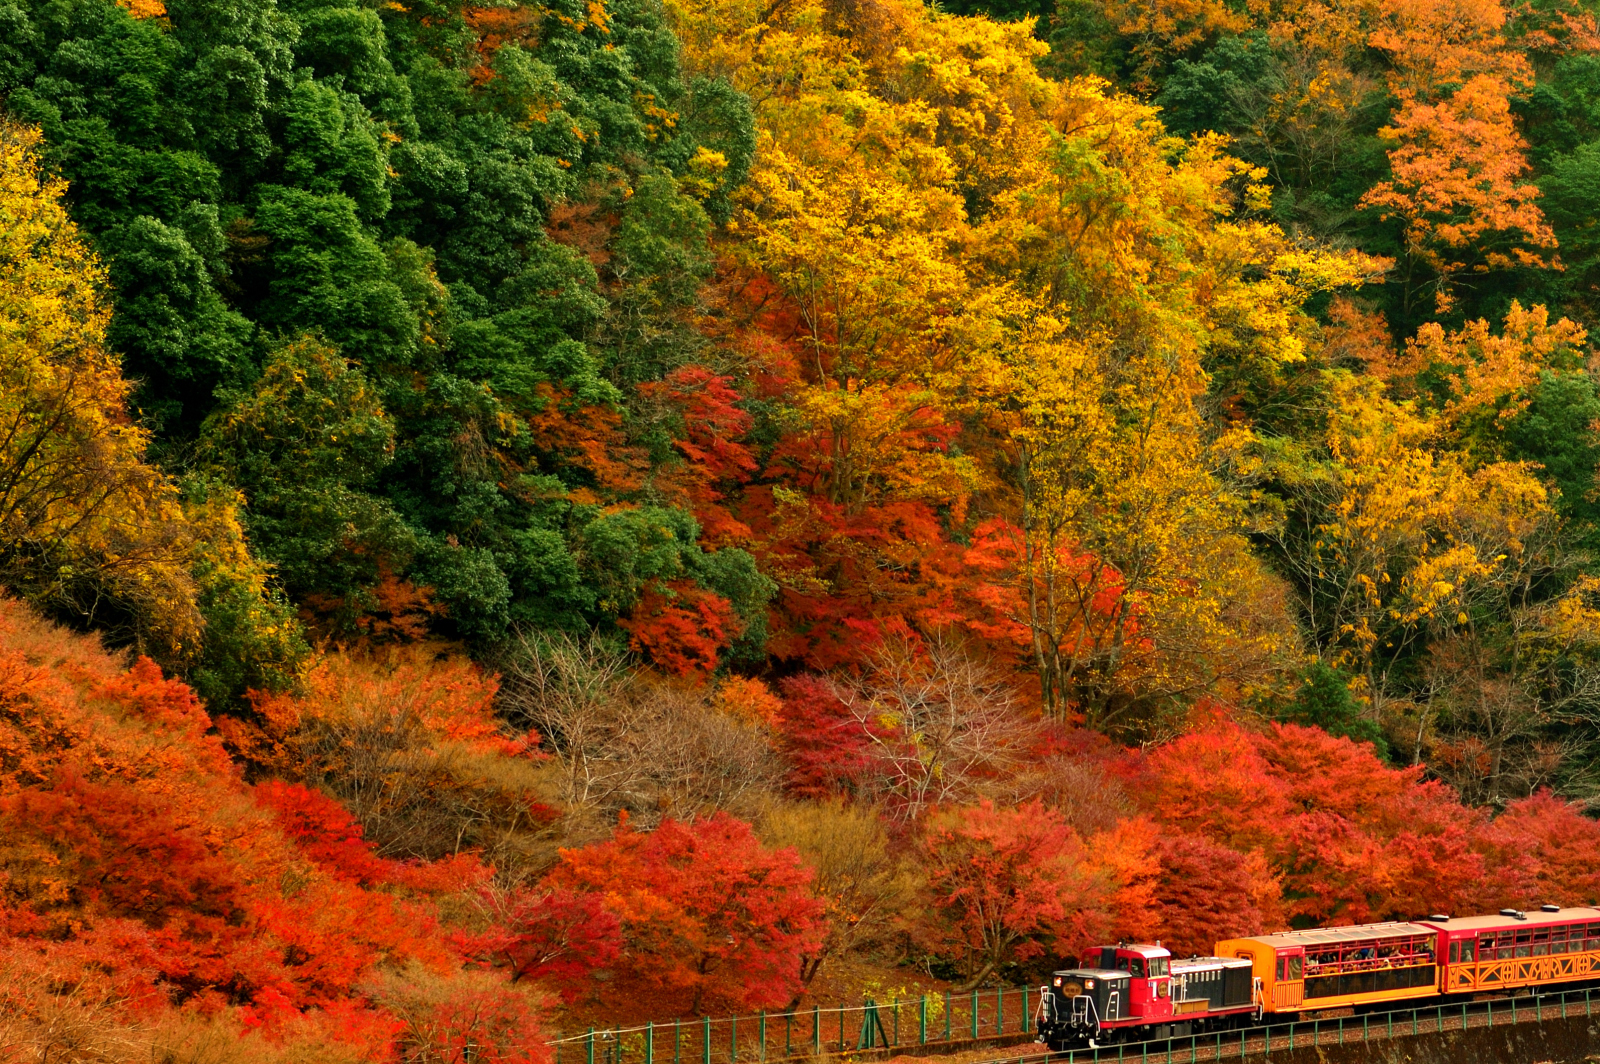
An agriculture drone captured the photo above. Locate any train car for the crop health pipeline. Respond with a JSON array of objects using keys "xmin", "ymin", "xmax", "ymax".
[
  {"xmin": 1216, "ymin": 922, "xmax": 1440, "ymax": 1013},
  {"xmin": 1416, "ymin": 906, "xmax": 1600, "ymax": 995},
  {"xmin": 1037, "ymin": 945, "xmax": 1257, "ymax": 1047},
  {"xmin": 1170, "ymin": 956, "xmax": 1255, "ymax": 1019}
]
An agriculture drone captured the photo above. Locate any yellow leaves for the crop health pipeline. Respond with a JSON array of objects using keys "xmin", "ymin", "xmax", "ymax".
[
  {"xmin": 0, "ymin": 120, "xmax": 201, "ymax": 656},
  {"xmin": 1288, "ymin": 370, "xmax": 1556, "ymax": 667}
]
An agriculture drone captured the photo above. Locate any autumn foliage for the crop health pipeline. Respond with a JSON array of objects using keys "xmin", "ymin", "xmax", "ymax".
[{"xmin": 7, "ymin": 0, "xmax": 1600, "ymax": 1052}]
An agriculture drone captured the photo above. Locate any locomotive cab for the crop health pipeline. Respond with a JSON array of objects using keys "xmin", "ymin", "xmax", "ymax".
[{"xmin": 1097, "ymin": 944, "xmax": 1175, "ymax": 1021}]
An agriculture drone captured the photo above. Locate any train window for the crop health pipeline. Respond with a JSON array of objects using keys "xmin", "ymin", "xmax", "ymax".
[
  {"xmin": 1126, "ymin": 959, "xmax": 1146, "ymax": 977},
  {"xmin": 1289, "ymin": 957, "xmax": 1304, "ymax": 980},
  {"xmin": 1151, "ymin": 959, "xmax": 1170, "ymax": 977},
  {"xmin": 1479, "ymin": 934, "xmax": 1495, "ymax": 956}
]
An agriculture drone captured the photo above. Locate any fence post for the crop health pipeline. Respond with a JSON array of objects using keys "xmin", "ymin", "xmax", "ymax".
[
  {"xmin": 892, "ymin": 997, "xmax": 899, "ymax": 1045},
  {"xmin": 1022, "ymin": 987, "xmax": 1030, "ymax": 1034},
  {"xmin": 785, "ymin": 1014, "xmax": 792, "ymax": 1059},
  {"xmin": 971, "ymin": 990, "xmax": 979, "ymax": 1040},
  {"xmin": 997, "ymin": 986, "xmax": 1004, "ymax": 1035},
  {"xmin": 812, "ymin": 1006, "xmax": 821, "ymax": 1054},
  {"xmin": 588, "ymin": 1030, "xmax": 596, "ymax": 1064},
  {"xmin": 838, "ymin": 1006, "xmax": 845, "ymax": 1052},
  {"xmin": 945, "ymin": 992, "xmax": 952, "ymax": 1042},
  {"xmin": 920, "ymin": 996, "xmax": 927, "ymax": 1045},
  {"xmin": 703, "ymin": 1017, "xmax": 711, "ymax": 1064},
  {"xmin": 675, "ymin": 1020, "xmax": 682, "ymax": 1064},
  {"xmin": 732, "ymin": 1016, "xmax": 738, "ymax": 1064},
  {"xmin": 759, "ymin": 1013, "xmax": 766, "ymax": 1062},
  {"xmin": 648, "ymin": 1023, "xmax": 655, "ymax": 1064}
]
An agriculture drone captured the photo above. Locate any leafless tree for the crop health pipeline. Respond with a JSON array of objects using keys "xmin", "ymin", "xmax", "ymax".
[{"xmin": 826, "ymin": 635, "xmax": 1038, "ymax": 820}]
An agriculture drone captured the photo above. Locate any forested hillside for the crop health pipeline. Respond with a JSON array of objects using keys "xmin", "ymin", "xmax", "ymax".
[{"xmin": 3, "ymin": 0, "xmax": 1600, "ymax": 1056}]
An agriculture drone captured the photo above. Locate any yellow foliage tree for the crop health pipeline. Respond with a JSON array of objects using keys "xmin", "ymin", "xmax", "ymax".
[{"xmin": 0, "ymin": 121, "xmax": 200, "ymax": 655}]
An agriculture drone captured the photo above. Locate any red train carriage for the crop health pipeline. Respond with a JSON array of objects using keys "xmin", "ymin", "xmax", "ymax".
[{"xmin": 1417, "ymin": 906, "xmax": 1600, "ymax": 994}]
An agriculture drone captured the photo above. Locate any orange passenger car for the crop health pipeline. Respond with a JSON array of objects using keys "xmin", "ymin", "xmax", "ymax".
[{"xmin": 1217, "ymin": 923, "xmax": 1440, "ymax": 1013}]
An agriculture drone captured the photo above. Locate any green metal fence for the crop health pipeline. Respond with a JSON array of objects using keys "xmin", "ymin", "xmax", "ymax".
[{"xmin": 550, "ymin": 985, "xmax": 1041, "ymax": 1064}]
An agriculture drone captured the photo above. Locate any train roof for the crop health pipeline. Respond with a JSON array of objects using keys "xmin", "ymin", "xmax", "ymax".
[
  {"xmin": 1171, "ymin": 956, "xmax": 1252, "ymax": 972},
  {"xmin": 1418, "ymin": 907, "xmax": 1600, "ymax": 932},
  {"xmin": 1227, "ymin": 921, "xmax": 1434, "ymax": 949},
  {"xmin": 1053, "ymin": 968, "xmax": 1132, "ymax": 981},
  {"xmin": 1114, "ymin": 944, "xmax": 1172, "ymax": 959}
]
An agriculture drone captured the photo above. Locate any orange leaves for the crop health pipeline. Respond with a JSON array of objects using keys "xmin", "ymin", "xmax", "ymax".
[
  {"xmin": 1362, "ymin": 0, "xmax": 1555, "ymax": 292},
  {"xmin": 254, "ymin": 646, "xmax": 534, "ymax": 760},
  {"xmin": 1407, "ymin": 300, "xmax": 1588, "ymax": 426},
  {"xmin": 527, "ymin": 384, "xmax": 649, "ymax": 501},
  {"xmin": 1362, "ymin": 76, "xmax": 1555, "ymax": 285}
]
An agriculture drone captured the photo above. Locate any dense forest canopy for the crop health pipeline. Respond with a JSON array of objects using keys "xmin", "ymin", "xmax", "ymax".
[{"xmin": 3, "ymin": 0, "xmax": 1600, "ymax": 1056}]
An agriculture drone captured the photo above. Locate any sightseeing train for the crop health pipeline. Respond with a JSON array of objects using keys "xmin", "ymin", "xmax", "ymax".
[{"xmin": 1034, "ymin": 905, "xmax": 1600, "ymax": 1048}]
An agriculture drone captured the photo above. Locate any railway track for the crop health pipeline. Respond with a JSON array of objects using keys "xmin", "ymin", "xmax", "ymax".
[{"xmin": 972, "ymin": 986, "xmax": 1600, "ymax": 1064}]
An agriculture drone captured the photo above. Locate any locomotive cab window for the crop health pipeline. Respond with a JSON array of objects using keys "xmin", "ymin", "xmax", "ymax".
[{"xmin": 1151, "ymin": 959, "xmax": 1169, "ymax": 977}]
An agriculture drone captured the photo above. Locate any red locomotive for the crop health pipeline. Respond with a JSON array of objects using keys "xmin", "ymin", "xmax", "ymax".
[{"xmin": 1036, "ymin": 905, "xmax": 1600, "ymax": 1048}]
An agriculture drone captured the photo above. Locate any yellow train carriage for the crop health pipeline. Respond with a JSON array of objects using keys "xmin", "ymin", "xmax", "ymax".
[{"xmin": 1217, "ymin": 922, "xmax": 1441, "ymax": 1013}]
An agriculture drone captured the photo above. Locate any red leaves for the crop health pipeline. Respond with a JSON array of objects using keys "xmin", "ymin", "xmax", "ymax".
[
  {"xmin": 618, "ymin": 579, "xmax": 743, "ymax": 677},
  {"xmin": 473, "ymin": 887, "xmax": 623, "ymax": 1001},
  {"xmin": 551, "ymin": 812, "xmax": 826, "ymax": 1013},
  {"xmin": 255, "ymin": 780, "xmax": 395, "ymax": 887},
  {"xmin": 4, "ymin": 773, "xmax": 243, "ymax": 929},
  {"xmin": 772, "ymin": 674, "xmax": 876, "ymax": 797},
  {"xmin": 1476, "ymin": 791, "xmax": 1600, "ymax": 907},
  {"xmin": 919, "ymin": 800, "xmax": 1118, "ymax": 981},
  {"xmin": 1149, "ymin": 833, "xmax": 1281, "ymax": 957},
  {"xmin": 1133, "ymin": 719, "xmax": 1491, "ymax": 927}
]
